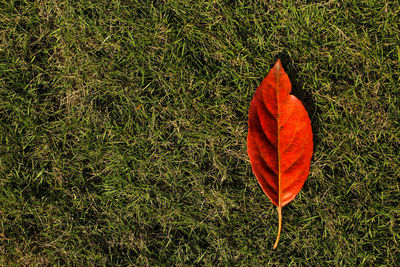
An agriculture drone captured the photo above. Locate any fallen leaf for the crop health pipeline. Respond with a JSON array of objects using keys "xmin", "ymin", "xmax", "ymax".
[{"xmin": 247, "ymin": 59, "xmax": 313, "ymax": 249}]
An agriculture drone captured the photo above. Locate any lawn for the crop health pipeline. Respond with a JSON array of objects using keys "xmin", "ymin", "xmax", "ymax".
[{"xmin": 0, "ymin": 0, "xmax": 399, "ymax": 265}]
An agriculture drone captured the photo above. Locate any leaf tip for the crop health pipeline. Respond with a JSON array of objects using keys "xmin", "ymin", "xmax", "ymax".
[{"xmin": 274, "ymin": 59, "xmax": 282, "ymax": 71}]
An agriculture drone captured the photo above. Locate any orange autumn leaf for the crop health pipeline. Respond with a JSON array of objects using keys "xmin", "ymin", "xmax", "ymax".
[{"xmin": 247, "ymin": 60, "xmax": 313, "ymax": 249}]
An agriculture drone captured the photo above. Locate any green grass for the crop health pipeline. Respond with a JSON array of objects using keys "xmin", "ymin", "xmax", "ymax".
[{"xmin": 1, "ymin": 0, "xmax": 399, "ymax": 265}]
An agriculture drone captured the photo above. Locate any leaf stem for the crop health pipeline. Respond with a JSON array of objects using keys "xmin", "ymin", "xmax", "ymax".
[{"xmin": 273, "ymin": 206, "xmax": 282, "ymax": 249}]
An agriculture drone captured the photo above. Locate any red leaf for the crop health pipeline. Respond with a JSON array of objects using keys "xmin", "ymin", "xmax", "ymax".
[{"xmin": 247, "ymin": 60, "xmax": 313, "ymax": 249}]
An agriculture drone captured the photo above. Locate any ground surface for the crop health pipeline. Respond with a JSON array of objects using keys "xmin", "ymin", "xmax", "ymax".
[{"xmin": 0, "ymin": 0, "xmax": 399, "ymax": 265}]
